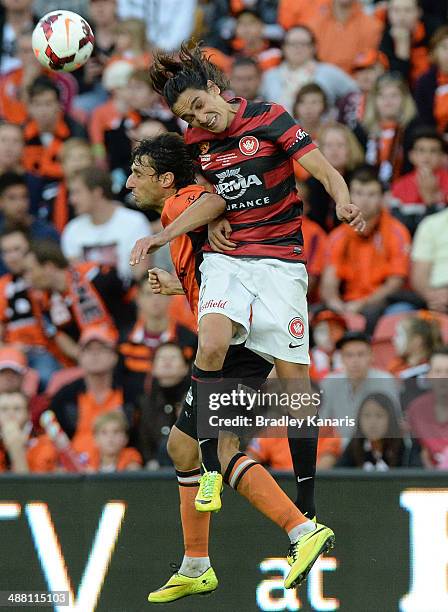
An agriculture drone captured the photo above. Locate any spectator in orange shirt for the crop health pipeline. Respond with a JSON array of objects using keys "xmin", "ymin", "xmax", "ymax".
[
  {"xmin": 205, "ymin": 0, "xmax": 283, "ymax": 56},
  {"xmin": 87, "ymin": 411, "xmax": 142, "ymax": 472},
  {"xmin": 308, "ymin": 0, "xmax": 382, "ymax": 74},
  {"xmin": 48, "ymin": 325, "xmax": 139, "ymax": 459},
  {"xmin": 277, "ymin": 0, "xmax": 329, "ymax": 31},
  {"xmin": 23, "ymin": 76, "xmax": 87, "ymax": 182},
  {"xmin": 379, "ymin": 0, "xmax": 431, "ymax": 86},
  {"xmin": 206, "ymin": 10, "xmax": 282, "ymax": 75},
  {"xmin": 24, "ymin": 240, "xmax": 128, "ymax": 365},
  {"xmin": 390, "ymin": 128, "xmax": 448, "ymax": 235},
  {"xmin": 320, "ymin": 167, "xmax": 412, "ymax": 334},
  {"xmin": 0, "ymin": 391, "xmax": 57, "ymax": 473}
]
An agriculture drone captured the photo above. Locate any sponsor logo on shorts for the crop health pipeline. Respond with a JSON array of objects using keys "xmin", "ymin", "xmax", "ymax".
[
  {"xmin": 239, "ymin": 135, "xmax": 259, "ymax": 156},
  {"xmin": 200, "ymin": 299, "xmax": 228, "ymax": 312},
  {"xmin": 288, "ymin": 317, "xmax": 305, "ymax": 339}
]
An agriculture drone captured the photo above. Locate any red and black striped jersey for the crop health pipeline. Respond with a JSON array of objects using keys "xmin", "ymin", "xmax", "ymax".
[{"xmin": 184, "ymin": 97, "xmax": 316, "ymax": 262}]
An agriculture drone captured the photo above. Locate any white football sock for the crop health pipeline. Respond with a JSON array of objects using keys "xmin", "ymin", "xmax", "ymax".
[
  {"xmin": 179, "ymin": 555, "xmax": 211, "ymax": 578},
  {"xmin": 288, "ymin": 519, "xmax": 316, "ymax": 544}
]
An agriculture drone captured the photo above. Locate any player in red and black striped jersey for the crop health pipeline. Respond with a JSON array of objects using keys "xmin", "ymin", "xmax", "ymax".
[{"xmin": 130, "ymin": 44, "xmax": 365, "ymax": 594}]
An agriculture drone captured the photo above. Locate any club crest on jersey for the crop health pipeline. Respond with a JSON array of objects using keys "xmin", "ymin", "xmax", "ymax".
[
  {"xmin": 239, "ymin": 135, "xmax": 259, "ymax": 156},
  {"xmin": 288, "ymin": 317, "xmax": 305, "ymax": 339},
  {"xmin": 199, "ymin": 142, "xmax": 210, "ymax": 155},
  {"xmin": 215, "ymin": 167, "xmax": 262, "ymax": 200}
]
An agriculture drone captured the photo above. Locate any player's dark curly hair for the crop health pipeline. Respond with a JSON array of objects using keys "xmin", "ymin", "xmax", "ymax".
[
  {"xmin": 131, "ymin": 132, "xmax": 196, "ymax": 189},
  {"xmin": 149, "ymin": 42, "xmax": 229, "ymax": 107}
]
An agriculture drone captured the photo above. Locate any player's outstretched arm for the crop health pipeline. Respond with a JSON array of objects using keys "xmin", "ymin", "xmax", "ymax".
[
  {"xmin": 130, "ymin": 193, "xmax": 226, "ymax": 265},
  {"xmin": 299, "ymin": 149, "xmax": 366, "ymax": 232}
]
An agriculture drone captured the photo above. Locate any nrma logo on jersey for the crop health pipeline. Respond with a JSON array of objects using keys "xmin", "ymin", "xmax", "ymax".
[
  {"xmin": 215, "ymin": 167, "xmax": 262, "ymax": 200},
  {"xmin": 256, "ymin": 489, "xmax": 448, "ymax": 612}
]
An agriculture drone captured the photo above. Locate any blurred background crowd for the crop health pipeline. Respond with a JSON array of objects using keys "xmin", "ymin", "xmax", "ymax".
[{"xmin": 0, "ymin": 0, "xmax": 447, "ymax": 475}]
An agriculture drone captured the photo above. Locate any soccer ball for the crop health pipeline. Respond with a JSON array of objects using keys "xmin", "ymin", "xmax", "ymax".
[{"xmin": 32, "ymin": 10, "xmax": 94, "ymax": 72}]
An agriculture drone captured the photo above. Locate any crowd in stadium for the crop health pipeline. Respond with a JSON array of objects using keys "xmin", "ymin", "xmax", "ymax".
[{"xmin": 0, "ymin": 0, "xmax": 447, "ymax": 474}]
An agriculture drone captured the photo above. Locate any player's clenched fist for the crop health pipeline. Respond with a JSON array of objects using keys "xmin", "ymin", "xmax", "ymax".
[
  {"xmin": 336, "ymin": 203, "xmax": 366, "ymax": 233},
  {"xmin": 148, "ymin": 268, "xmax": 185, "ymax": 296}
]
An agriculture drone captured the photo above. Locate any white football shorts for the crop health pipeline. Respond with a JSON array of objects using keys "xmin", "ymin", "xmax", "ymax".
[{"xmin": 198, "ymin": 253, "xmax": 309, "ymax": 364}]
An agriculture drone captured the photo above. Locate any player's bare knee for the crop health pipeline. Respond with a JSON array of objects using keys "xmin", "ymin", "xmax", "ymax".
[
  {"xmin": 167, "ymin": 429, "xmax": 199, "ymax": 470},
  {"xmin": 217, "ymin": 432, "xmax": 240, "ymax": 472},
  {"xmin": 196, "ymin": 335, "xmax": 228, "ymax": 369}
]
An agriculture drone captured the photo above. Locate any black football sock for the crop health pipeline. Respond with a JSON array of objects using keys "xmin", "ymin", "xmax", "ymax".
[
  {"xmin": 287, "ymin": 423, "xmax": 318, "ymax": 519},
  {"xmin": 192, "ymin": 364, "xmax": 222, "ymax": 473}
]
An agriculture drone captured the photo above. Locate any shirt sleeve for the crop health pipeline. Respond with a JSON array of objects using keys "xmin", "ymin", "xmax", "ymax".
[
  {"xmin": 263, "ymin": 103, "xmax": 317, "ymax": 160},
  {"xmin": 325, "ymin": 227, "xmax": 346, "ymax": 271}
]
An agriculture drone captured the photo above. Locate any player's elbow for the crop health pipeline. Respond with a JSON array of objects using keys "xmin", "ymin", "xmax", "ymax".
[{"xmin": 210, "ymin": 195, "xmax": 227, "ymax": 218}]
